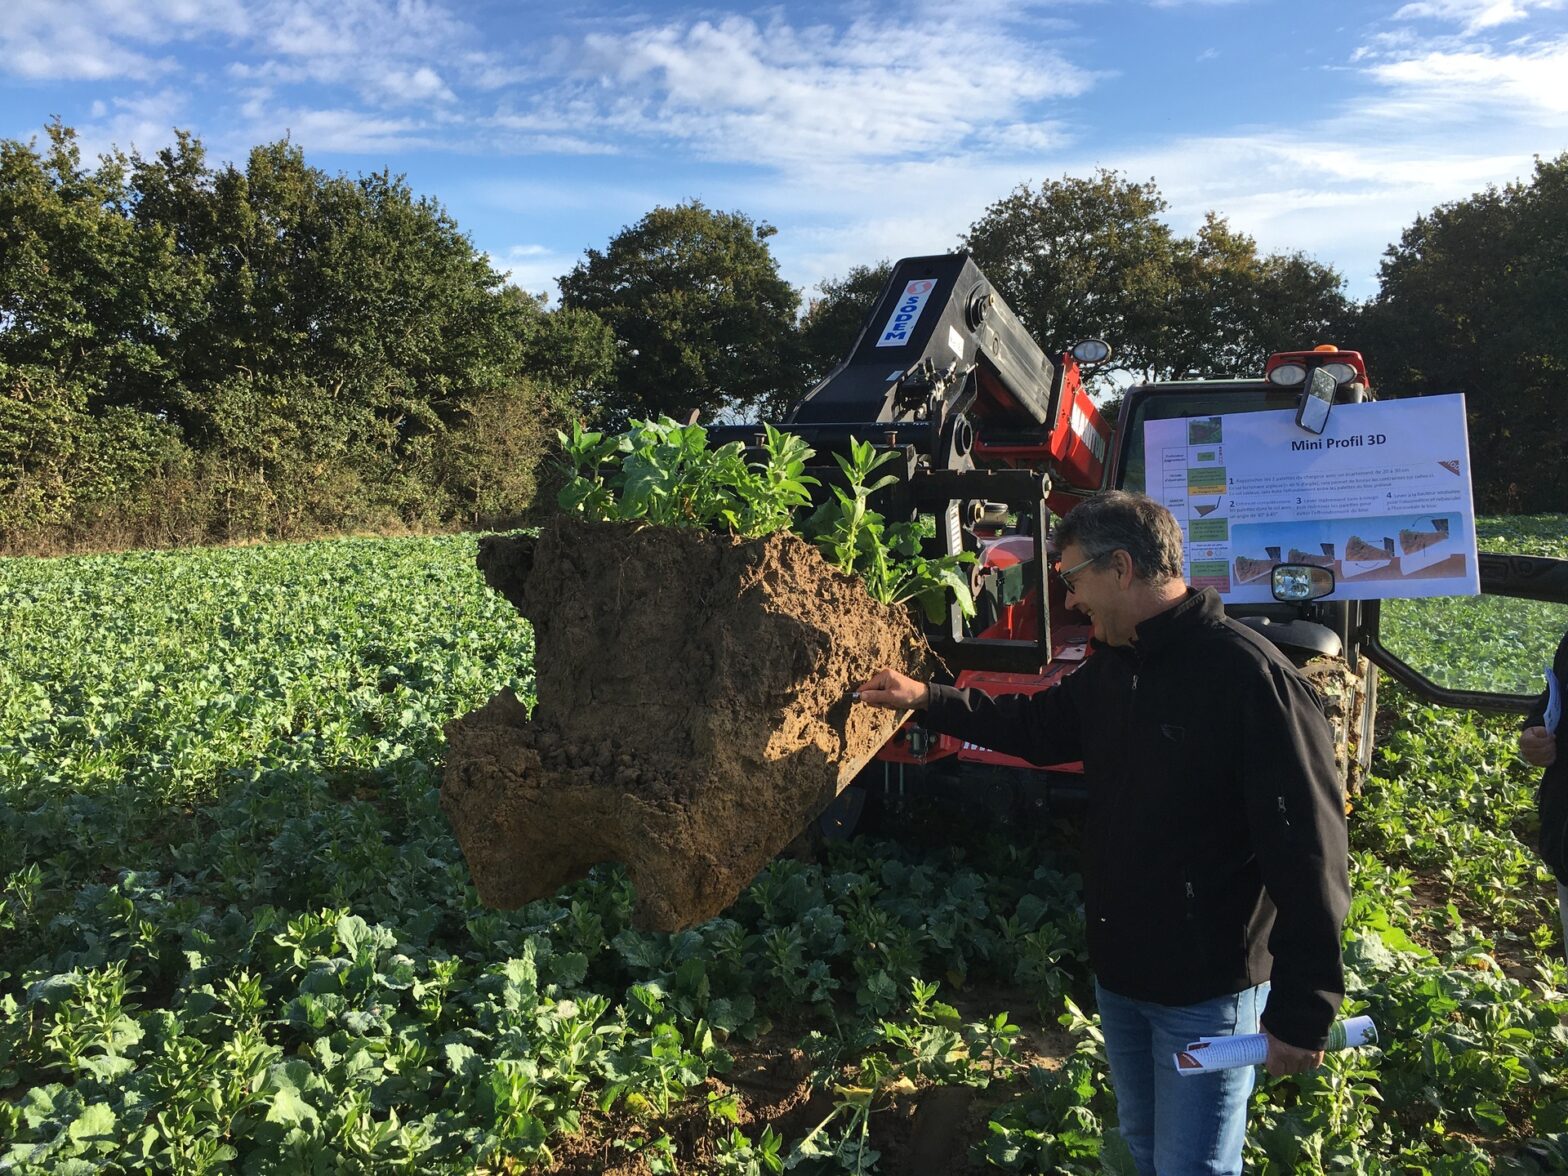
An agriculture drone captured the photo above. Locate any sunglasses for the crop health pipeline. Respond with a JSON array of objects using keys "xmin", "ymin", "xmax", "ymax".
[{"xmin": 1056, "ymin": 552, "xmax": 1111, "ymax": 594}]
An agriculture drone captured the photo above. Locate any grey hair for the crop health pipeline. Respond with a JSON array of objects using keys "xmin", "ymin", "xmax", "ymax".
[{"xmin": 1054, "ymin": 491, "xmax": 1184, "ymax": 585}]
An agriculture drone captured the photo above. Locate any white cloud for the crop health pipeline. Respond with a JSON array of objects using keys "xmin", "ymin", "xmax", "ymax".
[
  {"xmin": 368, "ymin": 65, "xmax": 457, "ymax": 106},
  {"xmin": 1365, "ymin": 39, "xmax": 1568, "ymax": 115},
  {"xmin": 3, "ymin": 2, "xmax": 1098, "ymax": 169},
  {"xmin": 239, "ymin": 105, "xmax": 436, "ymax": 153},
  {"xmin": 1391, "ymin": 0, "xmax": 1558, "ymax": 34},
  {"xmin": 94, "ymin": 0, "xmax": 251, "ymax": 41},
  {"xmin": 489, "ymin": 243, "xmax": 580, "ymax": 302},
  {"xmin": 977, "ymin": 121, "xmax": 1074, "ymax": 153},
  {"xmin": 224, "ymin": 0, "xmax": 476, "ymax": 113},
  {"xmin": 2, "ymin": 0, "xmax": 473, "ymax": 118},
  {"xmin": 519, "ymin": 7, "xmax": 1097, "ymax": 169},
  {"xmin": 68, "ymin": 90, "xmax": 192, "ymax": 160},
  {"xmin": 477, "ymin": 107, "xmax": 626, "ymax": 156},
  {"xmin": 259, "ymin": 0, "xmax": 467, "ymax": 61},
  {"xmin": 4, "ymin": 35, "xmax": 165, "ymax": 82},
  {"xmin": 0, "ymin": 0, "xmax": 248, "ymax": 81}
]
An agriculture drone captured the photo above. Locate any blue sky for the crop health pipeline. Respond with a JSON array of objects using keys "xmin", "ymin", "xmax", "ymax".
[{"xmin": 5, "ymin": 0, "xmax": 1567, "ymax": 308}]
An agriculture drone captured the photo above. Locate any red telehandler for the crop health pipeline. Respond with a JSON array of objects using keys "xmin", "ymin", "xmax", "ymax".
[{"xmin": 711, "ymin": 253, "xmax": 1568, "ymax": 833}]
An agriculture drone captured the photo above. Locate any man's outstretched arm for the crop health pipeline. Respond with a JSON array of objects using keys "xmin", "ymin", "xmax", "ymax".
[{"xmin": 855, "ymin": 668, "xmax": 1084, "ymax": 768}]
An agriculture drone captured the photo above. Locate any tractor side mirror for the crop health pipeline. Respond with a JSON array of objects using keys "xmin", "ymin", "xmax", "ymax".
[
  {"xmin": 1295, "ymin": 366, "xmax": 1336, "ymax": 434},
  {"xmin": 1272, "ymin": 563, "xmax": 1335, "ymax": 603}
]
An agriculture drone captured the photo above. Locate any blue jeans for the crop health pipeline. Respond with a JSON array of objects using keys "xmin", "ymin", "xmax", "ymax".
[{"xmin": 1095, "ymin": 979, "xmax": 1270, "ymax": 1176}]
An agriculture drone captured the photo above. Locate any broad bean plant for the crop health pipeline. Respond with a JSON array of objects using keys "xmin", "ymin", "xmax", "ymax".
[{"xmin": 558, "ymin": 419, "xmax": 975, "ymax": 622}]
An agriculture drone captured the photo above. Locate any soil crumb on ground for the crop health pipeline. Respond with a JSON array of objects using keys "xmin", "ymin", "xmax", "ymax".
[{"xmin": 441, "ymin": 516, "xmax": 934, "ymax": 930}]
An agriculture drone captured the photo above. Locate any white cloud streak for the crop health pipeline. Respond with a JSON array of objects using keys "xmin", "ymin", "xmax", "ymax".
[
  {"xmin": 487, "ymin": 243, "xmax": 582, "ymax": 302},
  {"xmin": 539, "ymin": 9, "xmax": 1095, "ymax": 169},
  {"xmin": 1, "ymin": 0, "xmax": 248, "ymax": 81},
  {"xmin": 240, "ymin": 105, "xmax": 438, "ymax": 153},
  {"xmin": 251, "ymin": 0, "xmax": 469, "ymax": 107},
  {"xmin": 1365, "ymin": 38, "xmax": 1568, "ymax": 115},
  {"xmin": 3, "ymin": 0, "xmax": 469, "ymax": 116},
  {"xmin": 1391, "ymin": 0, "xmax": 1560, "ymax": 34}
]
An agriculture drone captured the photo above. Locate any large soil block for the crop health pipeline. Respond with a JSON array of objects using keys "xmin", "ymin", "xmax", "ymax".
[{"xmin": 441, "ymin": 516, "xmax": 933, "ymax": 930}]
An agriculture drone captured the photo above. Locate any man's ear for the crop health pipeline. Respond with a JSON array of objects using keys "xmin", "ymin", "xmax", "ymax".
[{"xmin": 1111, "ymin": 549, "xmax": 1132, "ymax": 586}]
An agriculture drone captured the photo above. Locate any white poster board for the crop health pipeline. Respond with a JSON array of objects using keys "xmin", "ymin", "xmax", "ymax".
[{"xmin": 1144, "ymin": 394, "xmax": 1480, "ymax": 603}]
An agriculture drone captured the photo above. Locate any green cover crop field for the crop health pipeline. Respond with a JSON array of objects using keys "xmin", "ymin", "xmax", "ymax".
[{"xmin": 3, "ymin": 519, "xmax": 1567, "ymax": 1173}]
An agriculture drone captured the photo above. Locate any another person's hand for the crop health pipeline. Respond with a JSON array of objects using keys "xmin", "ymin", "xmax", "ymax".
[
  {"xmin": 1521, "ymin": 725, "xmax": 1558, "ymax": 767},
  {"xmin": 1263, "ymin": 1030, "xmax": 1324, "ymax": 1077},
  {"xmin": 855, "ymin": 669, "xmax": 929, "ymax": 710}
]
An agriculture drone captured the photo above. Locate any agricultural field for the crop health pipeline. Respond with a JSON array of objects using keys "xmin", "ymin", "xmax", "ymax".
[{"xmin": 2, "ymin": 517, "xmax": 1567, "ymax": 1173}]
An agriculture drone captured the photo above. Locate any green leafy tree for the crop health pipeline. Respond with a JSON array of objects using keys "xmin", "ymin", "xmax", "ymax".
[
  {"xmin": 1361, "ymin": 154, "xmax": 1568, "ymax": 512},
  {"xmin": 1161, "ymin": 214, "xmax": 1352, "ymax": 379},
  {"xmin": 960, "ymin": 172, "xmax": 1180, "ymax": 375},
  {"xmin": 0, "ymin": 122, "xmax": 191, "ymax": 407},
  {"xmin": 1, "ymin": 121, "xmax": 580, "ymax": 550},
  {"xmin": 442, "ymin": 378, "xmax": 560, "ymax": 526},
  {"xmin": 521, "ymin": 303, "xmax": 620, "ymax": 422},
  {"xmin": 0, "ymin": 122, "xmax": 193, "ymax": 543},
  {"xmin": 135, "ymin": 139, "xmax": 538, "ymax": 526},
  {"xmin": 558, "ymin": 201, "xmax": 802, "ymax": 425},
  {"xmin": 962, "ymin": 176, "xmax": 1350, "ymax": 384}
]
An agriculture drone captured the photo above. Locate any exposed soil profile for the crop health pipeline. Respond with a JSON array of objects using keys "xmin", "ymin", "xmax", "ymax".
[
  {"xmin": 1301, "ymin": 655, "xmax": 1366, "ymax": 796},
  {"xmin": 441, "ymin": 516, "xmax": 935, "ymax": 930}
]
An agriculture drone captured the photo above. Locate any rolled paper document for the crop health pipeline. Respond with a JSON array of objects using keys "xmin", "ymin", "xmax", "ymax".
[{"xmin": 1173, "ymin": 1015, "xmax": 1377, "ymax": 1075}]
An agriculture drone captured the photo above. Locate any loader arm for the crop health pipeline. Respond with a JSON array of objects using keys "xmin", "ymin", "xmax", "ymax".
[{"xmin": 710, "ymin": 253, "xmax": 1109, "ymax": 673}]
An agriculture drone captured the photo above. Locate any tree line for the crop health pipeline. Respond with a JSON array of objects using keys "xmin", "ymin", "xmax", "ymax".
[
  {"xmin": 2, "ymin": 122, "xmax": 1562, "ymax": 553},
  {"xmin": 0, "ymin": 123, "xmax": 615, "ymax": 553}
]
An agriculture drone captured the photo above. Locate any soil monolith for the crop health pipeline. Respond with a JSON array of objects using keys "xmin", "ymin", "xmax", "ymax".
[{"xmin": 440, "ymin": 516, "xmax": 935, "ymax": 930}]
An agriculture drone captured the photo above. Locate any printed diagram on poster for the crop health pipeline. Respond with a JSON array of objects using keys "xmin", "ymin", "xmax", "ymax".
[{"xmin": 1144, "ymin": 394, "xmax": 1480, "ymax": 603}]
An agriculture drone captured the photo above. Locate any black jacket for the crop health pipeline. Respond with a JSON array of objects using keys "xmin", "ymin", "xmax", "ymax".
[
  {"xmin": 1527, "ymin": 632, "xmax": 1568, "ymax": 880},
  {"xmin": 923, "ymin": 588, "xmax": 1349, "ymax": 1051}
]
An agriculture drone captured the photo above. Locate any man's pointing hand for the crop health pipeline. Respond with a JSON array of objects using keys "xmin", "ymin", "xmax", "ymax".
[{"xmin": 854, "ymin": 669, "xmax": 929, "ymax": 710}]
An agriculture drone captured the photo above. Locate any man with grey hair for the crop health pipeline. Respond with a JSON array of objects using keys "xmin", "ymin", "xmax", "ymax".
[{"xmin": 858, "ymin": 491, "xmax": 1348, "ymax": 1176}]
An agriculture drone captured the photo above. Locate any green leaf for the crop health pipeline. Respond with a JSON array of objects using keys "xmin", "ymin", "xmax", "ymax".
[
  {"xmin": 265, "ymin": 1086, "xmax": 320, "ymax": 1130},
  {"xmin": 547, "ymin": 950, "xmax": 589, "ymax": 987},
  {"xmin": 79, "ymin": 1053, "xmax": 136, "ymax": 1081},
  {"xmin": 65, "ymin": 1102, "xmax": 116, "ymax": 1147},
  {"xmin": 445, "ymin": 1042, "xmax": 480, "ymax": 1080}
]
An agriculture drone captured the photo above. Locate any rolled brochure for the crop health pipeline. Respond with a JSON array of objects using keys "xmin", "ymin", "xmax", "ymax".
[{"xmin": 1173, "ymin": 1015, "xmax": 1377, "ymax": 1075}]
